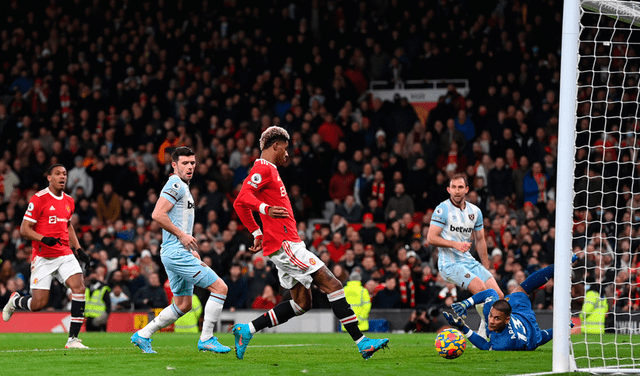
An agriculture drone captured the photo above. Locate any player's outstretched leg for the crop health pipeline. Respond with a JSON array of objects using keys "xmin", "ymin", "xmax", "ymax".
[
  {"xmin": 233, "ymin": 300, "xmax": 306, "ymax": 359},
  {"xmin": 2, "ymin": 292, "xmax": 19, "ymax": 322},
  {"xmin": 131, "ymin": 302, "xmax": 184, "ymax": 353},
  {"xmin": 232, "ymin": 323, "xmax": 253, "ymax": 359},
  {"xmin": 327, "ymin": 290, "xmax": 389, "ymax": 359}
]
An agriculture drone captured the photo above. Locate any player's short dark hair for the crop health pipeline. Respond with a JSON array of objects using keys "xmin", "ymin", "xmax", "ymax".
[
  {"xmin": 260, "ymin": 126, "xmax": 290, "ymax": 150},
  {"xmin": 46, "ymin": 164, "xmax": 65, "ymax": 176},
  {"xmin": 492, "ymin": 299, "xmax": 512, "ymax": 317},
  {"xmin": 171, "ymin": 146, "xmax": 195, "ymax": 162},
  {"xmin": 449, "ymin": 173, "xmax": 468, "ymax": 188}
]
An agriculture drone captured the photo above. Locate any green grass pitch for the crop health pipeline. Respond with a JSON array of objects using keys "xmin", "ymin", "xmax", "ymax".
[{"xmin": 0, "ymin": 332, "xmax": 624, "ymax": 376}]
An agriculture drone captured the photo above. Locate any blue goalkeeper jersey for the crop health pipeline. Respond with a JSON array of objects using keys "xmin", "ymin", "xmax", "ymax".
[
  {"xmin": 478, "ymin": 291, "xmax": 542, "ymax": 351},
  {"xmin": 159, "ymin": 174, "xmax": 195, "ymax": 252}
]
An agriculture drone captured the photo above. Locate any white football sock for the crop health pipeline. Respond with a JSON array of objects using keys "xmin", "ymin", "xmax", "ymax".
[
  {"xmin": 476, "ymin": 303, "xmax": 487, "ymax": 339},
  {"xmin": 139, "ymin": 303, "xmax": 184, "ymax": 338},
  {"xmin": 200, "ymin": 293, "xmax": 226, "ymax": 342}
]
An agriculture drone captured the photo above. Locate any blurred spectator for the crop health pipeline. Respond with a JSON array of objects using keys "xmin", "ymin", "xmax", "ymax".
[
  {"xmin": 96, "ymin": 182, "xmax": 121, "ymax": 225},
  {"xmin": 384, "ymin": 183, "xmax": 414, "ymax": 222},
  {"xmin": 109, "ymin": 282, "xmax": 132, "ymax": 311},
  {"xmin": 372, "ymin": 275, "xmax": 401, "ymax": 309},
  {"xmin": 251, "ymin": 285, "xmax": 281, "ymax": 310},
  {"xmin": 223, "ymin": 263, "xmax": 248, "ymax": 311},
  {"xmin": 132, "ymin": 273, "xmax": 168, "ymax": 309},
  {"xmin": 329, "ymin": 160, "xmax": 356, "ymax": 206},
  {"xmin": 335, "ymin": 195, "xmax": 363, "ymax": 224}
]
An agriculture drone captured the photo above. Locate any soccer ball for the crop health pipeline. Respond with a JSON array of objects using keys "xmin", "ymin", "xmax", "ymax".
[{"xmin": 434, "ymin": 328, "xmax": 466, "ymax": 359}]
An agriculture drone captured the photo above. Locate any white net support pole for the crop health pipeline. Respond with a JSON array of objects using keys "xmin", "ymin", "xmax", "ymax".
[{"xmin": 554, "ymin": 0, "xmax": 580, "ymax": 372}]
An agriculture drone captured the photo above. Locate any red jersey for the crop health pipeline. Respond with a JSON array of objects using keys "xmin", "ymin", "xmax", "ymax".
[
  {"xmin": 233, "ymin": 159, "xmax": 301, "ymax": 256},
  {"xmin": 23, "ymin": 187, "xmax": 75, "ymax": 259}
]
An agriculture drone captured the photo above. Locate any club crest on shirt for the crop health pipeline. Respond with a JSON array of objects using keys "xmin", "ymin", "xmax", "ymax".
[
  {"xmin": 469, "ymin": 214, "xmax": 475, "ymax": 221},
  {"xmin": 33, "ymin": 278, "xmax": 38, "ymax": 284},
  {"xmin": 309, "ymin": 258, "xmax": 316, "ymax": 265}
]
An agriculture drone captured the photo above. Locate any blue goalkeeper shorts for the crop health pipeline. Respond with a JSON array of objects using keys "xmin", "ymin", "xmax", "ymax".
[{"xmin": 161, "ymin": 247, "xmax": 218, "ymax": 296}]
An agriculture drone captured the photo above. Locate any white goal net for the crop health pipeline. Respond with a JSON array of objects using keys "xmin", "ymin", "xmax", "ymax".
[{"xmin": 569, "ymin": 0, "xmax": 640, "ymax": 372}]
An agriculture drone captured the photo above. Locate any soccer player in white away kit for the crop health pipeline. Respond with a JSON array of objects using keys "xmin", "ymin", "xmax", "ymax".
[
  {"xmin": 130, "ymin": 147, "xmax": 230, "ymax": 354},
  {"xmin": 3, "ymin": 164, "xmax": 91, "ymax": 349},
  {"xmin": 232, "ymin": 126, "xmax": 389, "ymax": 360},
  {"xmin": 427, "ymin": 173, "xmax": 504, "ymax": 335}
]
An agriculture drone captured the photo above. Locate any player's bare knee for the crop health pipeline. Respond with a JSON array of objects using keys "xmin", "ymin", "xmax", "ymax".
[
  {"xmin": 70, "ymin": 284, "xmax": 85, "ymax": 295},
  {"xmin": 176, "ymin": 301, "xmax": 192, "ymax": 313}
]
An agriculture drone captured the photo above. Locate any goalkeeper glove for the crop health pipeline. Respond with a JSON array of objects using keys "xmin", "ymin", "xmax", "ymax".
[
  {"xmin": 443, "ymin": 311, "xmax": 469, "ymax": 334},
  {"xmin": 41, "ymin": 237, "xmax": 62, "ymax": 246},
  {"xmin": 451, "ymin": 300, "xmax": 472, "ymax": 318}
]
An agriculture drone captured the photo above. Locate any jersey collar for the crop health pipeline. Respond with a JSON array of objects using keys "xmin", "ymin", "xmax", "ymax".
[
  {"xmin": 46, "ymin": 187, "xmax": 64, "ymax": 200},
  {"xmin": 256, "ymin": 158, "xmax": 276, "ymax": 168}
]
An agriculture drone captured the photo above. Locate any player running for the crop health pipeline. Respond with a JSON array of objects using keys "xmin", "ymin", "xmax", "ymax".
[
  {"xmin": 443, "ymin": 255, "xmax": 577, "ymax": 350},
  {"xmin": 3, "ymin": 164, "xmax": 91, "ymax": 349},
  {"xmin": 131, "ymin": 147, "xmax": 230, "ymax": 354},
  {"xmin": 232, "ymin": 126, "xmax": 389, "ymax": 360},
  {"xmin": 427, "ymin": 173, "xmax": 503, "ymax": 335}
]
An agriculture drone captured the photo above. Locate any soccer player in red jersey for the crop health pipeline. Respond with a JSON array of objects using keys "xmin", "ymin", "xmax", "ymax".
[
  {"xmin": 232, "ymin": 126, "xmax": 389, "ymax": 360},
  {"xmin": 2, "ymin": 164, "xmax": 91, "ymax": 348}
]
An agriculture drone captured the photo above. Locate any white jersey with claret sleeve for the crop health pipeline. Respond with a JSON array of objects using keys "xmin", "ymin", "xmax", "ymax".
[
  {"xmin": 430, "ymin": 199, "xmax": 484, "ymax": 264},
  {"xmin": 159, "ymin": 174, "xmax": 195, "ymax": 251}
]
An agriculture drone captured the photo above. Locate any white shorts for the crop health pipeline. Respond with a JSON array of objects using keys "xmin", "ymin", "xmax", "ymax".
[
  {"xmin": 269, "ymin": 241, "xmax": 324, "ymax": 289},
  {"xmin": 30, "ymin": 254, "xmax": 82, "ymax": 291}
]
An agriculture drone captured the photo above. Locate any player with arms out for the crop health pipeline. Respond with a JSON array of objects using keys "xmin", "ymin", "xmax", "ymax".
[
  {"xmin": 131, "ymin": 147, "xmax": 230, "ymax": 354},
  {"xmin": 427, "ymin": 173, "xmax": 504, "ymax": 335},
  {"xmin": 232, "ymin": 126, "xmax": 389, "ymax": 360},
  {"xmin": 443, "ymin": 256, "xmax": 577, "ymax": 350},
  {"xmin": 3, "ymin": 164, "xmax": 91, "ymax": 349}
]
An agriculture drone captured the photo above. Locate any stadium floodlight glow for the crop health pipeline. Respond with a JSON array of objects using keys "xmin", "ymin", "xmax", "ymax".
[{"xmin": 555, "ymin": 0, "xmax": 640, "ymax": 373}]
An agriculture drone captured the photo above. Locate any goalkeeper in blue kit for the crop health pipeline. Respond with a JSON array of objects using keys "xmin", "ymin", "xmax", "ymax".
[{"xmin": 443, "ymin": 255, "xmax": 577, "ymax": 351}]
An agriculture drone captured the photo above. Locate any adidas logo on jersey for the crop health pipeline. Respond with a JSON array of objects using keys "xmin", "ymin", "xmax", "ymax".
[{"xmin": 49, "ymin": 206, "xmax": 56, "ymax": 210}]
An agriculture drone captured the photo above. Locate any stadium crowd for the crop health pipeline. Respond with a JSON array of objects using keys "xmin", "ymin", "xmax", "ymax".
[{"xmin": 0, "ymin": 0, "xmax": 635, "ymax": 327}]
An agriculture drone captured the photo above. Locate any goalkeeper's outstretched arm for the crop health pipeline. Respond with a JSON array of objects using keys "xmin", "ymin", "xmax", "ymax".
[
  {"xmin": 451, "ymin": 289, "xmax": 500, "ymax": 318},
  {"xmin": 442, "ymin": 312, "xmax": 492, "ymax": 350}
]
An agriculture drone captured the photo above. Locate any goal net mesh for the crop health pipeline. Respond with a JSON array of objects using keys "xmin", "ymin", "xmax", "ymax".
[{"xmin": 572, "ymin": 0, "xmax": 640, "ymax": 372}]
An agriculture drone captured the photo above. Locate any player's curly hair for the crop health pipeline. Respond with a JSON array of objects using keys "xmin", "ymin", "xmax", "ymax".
[{"xmin": 259, "ymin": 126, "xmax": 290, "ymax": 151}]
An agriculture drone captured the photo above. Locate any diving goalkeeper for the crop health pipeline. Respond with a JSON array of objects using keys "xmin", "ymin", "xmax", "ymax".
[{"xmin": 443, "ymin": 255, "xmax": 577, "ymax": 351}]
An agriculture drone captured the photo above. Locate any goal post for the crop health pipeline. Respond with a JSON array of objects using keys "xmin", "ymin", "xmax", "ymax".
[
  {"xmin": 553, "ymin": 0, "xmax": 579, "ymax": 371},
  {"xmin": 556, "ymin": 0, "xmax": 640, "ymax": 373}
]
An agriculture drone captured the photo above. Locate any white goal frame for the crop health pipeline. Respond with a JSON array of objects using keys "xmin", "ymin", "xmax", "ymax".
[{"xmin": 555, "ymin": 0, "xmax": 640, "ymax": 373}]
